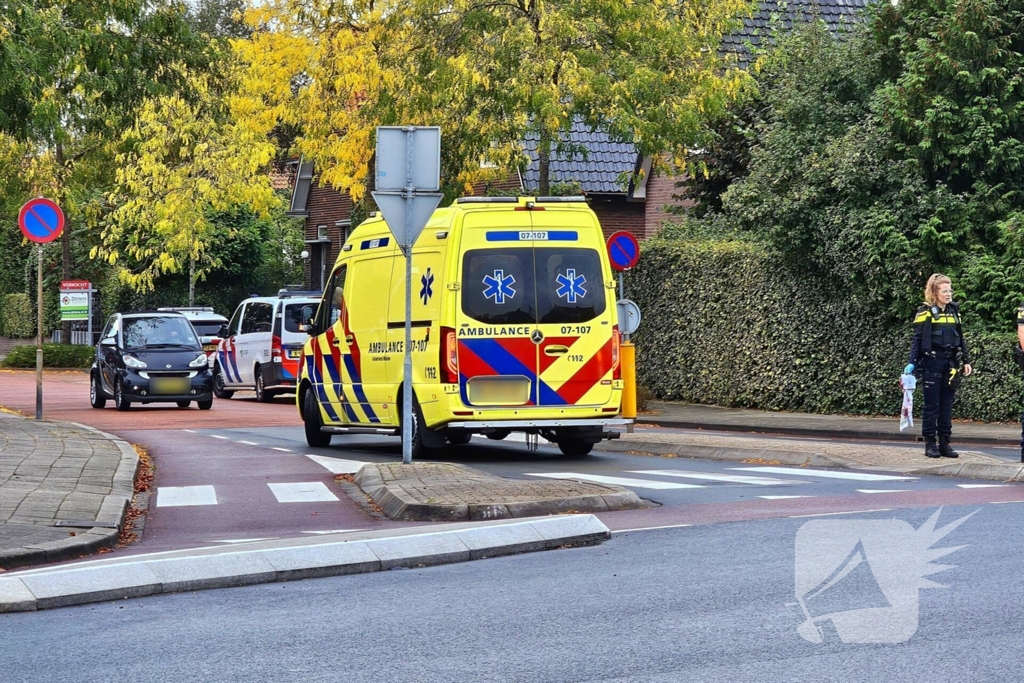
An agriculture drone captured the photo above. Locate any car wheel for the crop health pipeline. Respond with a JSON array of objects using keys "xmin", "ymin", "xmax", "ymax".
[
  {"xmin": 447, "ymin": 433, "xmax": 472, "ymax": 446},
  {"xmin": 114, "ymin": 383, "xmax": 130, "ymax": 412},
  {"xmin": 176, "ymin": 400, "xmax": 190, "ymax": 408},
  {"xmin": 557, "ymin": 439, "xmax": 594, "ymax": 458},
  {"xmin": 196, "ymin": 398, "xmax": 213, "ymax": 410},
  {"xmin": 303, "ymin": 387, "xmax": 332, "ymax": 448},
  {"xmin": 255, "ymin": 365, "xmax": 272, "ymax": 403},
  {"xmin": 213, "ymin": 365, "xmax": 234, "ymax": 399},
  {"xmin": 90, "ymin": 372, "xmax": 107, "ymax": 409},
  {"xmin": 485, "ymin": 430, "xmax": 511, "ymax": 441}
]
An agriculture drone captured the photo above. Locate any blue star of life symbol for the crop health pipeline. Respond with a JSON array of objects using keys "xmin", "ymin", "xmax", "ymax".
[
  {"xmin": 556, "ymin": 269, "xmax": 587, "ymax": 303},
  {"xmin": 482, "ymin": 269, "xmax": 516, "ymax": 305},
  {"xmin": 419, "ymin": 268, "xmax": 434, "ymax": 305}
]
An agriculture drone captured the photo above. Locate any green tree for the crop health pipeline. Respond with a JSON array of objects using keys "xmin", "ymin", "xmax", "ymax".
[{"xmin": 0, "ymin": 0, "xmax": 212, "ymax": 340}]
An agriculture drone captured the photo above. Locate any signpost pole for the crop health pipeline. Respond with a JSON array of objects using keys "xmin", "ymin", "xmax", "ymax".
[
  {"xmin": 86, "ymin": 285, "xmax": 93, "ymax": 346},
  {"xmin": 402, "ymin": 129, "xmax": 415, "ymax": 465},
  {"xmin": 36, "ymin": 244, "xmax": 43, "ymax": 420}
]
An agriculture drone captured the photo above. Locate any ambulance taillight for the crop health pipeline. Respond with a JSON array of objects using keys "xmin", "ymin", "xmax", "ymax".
[
  {"xmin": 611, "ymin": 326, "xmax": 621, "ymax": 380},
  {"xmin": 441, "ymin": 327, "xmax": 459, "ymax": 383},
  {"xmin": 271, "ymin": 335, "xmax": 282, "ymax": 363}
]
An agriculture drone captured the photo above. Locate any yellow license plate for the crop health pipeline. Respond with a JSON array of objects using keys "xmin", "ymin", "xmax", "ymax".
[
  {"xmin": 287, "ymin": 349, "xmax": 301, "ymax": 359},
  {"xmin": 203, "ymin": 345, "xmax": 216, "ymax": 352},
  {"xmin": 152, "ymin": 377, "xmax": 190, "ymax": 395},
  {"xmin": 467, "ymin": 377, "xmax": 531, "ymax": 405}
]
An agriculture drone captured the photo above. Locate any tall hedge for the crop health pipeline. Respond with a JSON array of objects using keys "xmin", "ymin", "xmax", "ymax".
[
  {"xmin": 631, "ymin": 239, "xmax": 1024, "ymax": 422},
  {"xmin": 1, "ymin": 293, "xmax": 35, "ymax": 338}
]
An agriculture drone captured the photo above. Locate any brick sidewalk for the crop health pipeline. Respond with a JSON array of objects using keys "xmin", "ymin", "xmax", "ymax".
[{"xmin": 0, "ymin": 412, "xmax": 137, "ymax": 569}]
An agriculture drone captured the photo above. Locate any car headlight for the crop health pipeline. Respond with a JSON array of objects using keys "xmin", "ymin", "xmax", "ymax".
[
  {"xmin": 189, "ymin": 353, "xmax": 209, "ymax": 368},
  {"xmin": 123, "ymin": 355, "xmax": 147, "ymax": 369}
]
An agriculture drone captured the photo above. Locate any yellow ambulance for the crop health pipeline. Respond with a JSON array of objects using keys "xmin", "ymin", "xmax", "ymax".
[{"xmin": 295, "ymin": 196, "xmax": 630, "ymax": 457}]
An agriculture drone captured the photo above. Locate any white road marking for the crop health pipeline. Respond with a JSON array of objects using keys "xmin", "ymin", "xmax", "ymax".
[
  {"xmin": 301, "ymin": 529, "xmax": 366, "ymax": 535},
  {"xmin": 957, "ymin": 484, "xmax": 1011, "ymax": 489},
  {"xmin": 210, "ymin": 435, "xmax": 227, "ymax": 440},
  {"xmin": 630, "ymin": 470, "xmax": 801, "ymax": 486},
  {"xmin": 611, "ymin": 524, "xmax": 693, "ymax": 534},
  {"xmin": 734, "ymin": 467, "xmax": 917, "ymax": 482},
  {"xmin": 990, "ymin": 501, "xmax": 1024, "ymax": 504},
  {"xmin": 856, "ymin": 489, "xmax": 911, "ymax": 494},
  {"xmin": 271, "ymin": 447, "xmax": 293, "ymax": 452},
  {"xmin": 183, "ymin": 429, "xmax": 195, "ymax": 433},
  {"xmin": 305, "ymin": 454, "xmax": 369, "ymax": 474},
  {"xmin": 238, "ymin": 441, "xmax": 257, "ymax": 446},
  {"xmin": 790, "ymin": 509, "xmax": 893, "ymax": 518},
  {"xmin": 267, "ymin": 482, "xmax": 339, "ymax": 503},
  {"xmin": 525, "ymin": 472, "xmax": 704, "ymax": 490},
  {"xmin": 156, "ymin": 485, "xmax": 218, "ymax": 507},
  {"xmin": 758, "ymin": 495, "xmax": 813, "ymax": 500},
  {"xmin": 212, "ymin": 538, "xmax": 278, "ymax": 544}
]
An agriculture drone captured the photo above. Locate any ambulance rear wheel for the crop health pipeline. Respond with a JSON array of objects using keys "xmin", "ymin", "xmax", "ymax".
[
  {"xmin": 557, "ymin": 439, "xmax": 594, "ymax": 458},
  {"xmin": 303, "ymin": 386, "xmax": 332, "ymax": 448},
  {"xmin": 213, "ymin": 365, "xmax": 234, "ymax": 399},
  {"xmin": 447, "ymin": 433, "xmax": 472, "ymax": 446}
]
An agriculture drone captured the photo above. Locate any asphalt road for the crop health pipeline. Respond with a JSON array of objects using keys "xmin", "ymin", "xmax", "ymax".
[{"xmin": 1, "ymin": 504, "xmax": 1017, "ymax": 682}]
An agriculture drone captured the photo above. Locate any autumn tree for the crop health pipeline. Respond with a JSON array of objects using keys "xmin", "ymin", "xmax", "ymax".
[{"xmin": 0, "ymin": 0, "xmax": 210, "ymax": 340}]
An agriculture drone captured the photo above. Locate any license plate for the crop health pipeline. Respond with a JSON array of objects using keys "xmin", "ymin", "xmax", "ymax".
[
  {"xmin": 467, "ymin": 377, "xmax": 531, "ymax": 405},
  {"xmin": 203, "ymin": 345, "xmax": 216, "ymax": 353},
  {"xmin": 151, "ymin": 377, "xmax": 190, "ymax": 395},
  {"xmin": 287, "ymin": 349, "xmax": 301, "ymax": 359}
]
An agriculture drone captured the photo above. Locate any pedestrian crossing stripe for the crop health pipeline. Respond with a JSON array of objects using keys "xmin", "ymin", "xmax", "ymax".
[
  {"xmin": 267, "ymin": 482, "xmax": 339, "ymax": 503},
  {"xmin": 156, "ymin": 485, "xmax": 218, "ymax": 507},
  {"xmin": 524, "ymin": 472, "xmax": 704, "ymax": 489},
  {"xmin": 855, "ymin": 489, "xmax": 911, "ymax": 494},
  {"xmin": 731, "ymin": 467, "xmax": 917, "ymax": 481},
  {"xmin": 630, "ymin": 470, "xmax": 801, "ymax": 486}
]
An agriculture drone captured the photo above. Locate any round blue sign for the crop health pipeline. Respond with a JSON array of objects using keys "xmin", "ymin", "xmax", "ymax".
[
  {"xmin": 607, "ymin": 230, "xmax": 640, "ymax": 272},
  {"xmin": 19, "ymin": 198, "xmax": 64, "ymax": 244}
]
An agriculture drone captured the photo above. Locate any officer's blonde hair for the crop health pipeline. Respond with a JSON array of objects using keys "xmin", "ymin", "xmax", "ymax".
[{"xmin": 924, "ymin": 274, "xmax": 952, "ymax": 306}]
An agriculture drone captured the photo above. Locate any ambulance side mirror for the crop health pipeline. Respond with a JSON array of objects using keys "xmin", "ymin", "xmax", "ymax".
[{"xmin": 299, "ymin": 305, "xmax": 316, "ymax": 334}]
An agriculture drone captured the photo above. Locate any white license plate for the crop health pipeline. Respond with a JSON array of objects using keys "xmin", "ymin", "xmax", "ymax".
[
  {"xmin": 467, "ymin": 377, "xmax": 531, "ymax": 405},
  {"xmin": 152, "ymin": 377, "xmax": 190, "ymax": 395}
]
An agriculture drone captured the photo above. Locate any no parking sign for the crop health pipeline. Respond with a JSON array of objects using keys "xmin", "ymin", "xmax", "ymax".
[{"xmin": 19, "ymin": 198, "xmax": 65, "ymax": 244}]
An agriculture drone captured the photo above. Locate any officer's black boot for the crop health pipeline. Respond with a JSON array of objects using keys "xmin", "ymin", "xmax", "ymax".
[
  {"xmin": 924, "ymin": 436, "xmax": 941, "ymax": 458},
  {"xmin": 938, "ymin": 435, "xmax": 959, "ymax": 458}
]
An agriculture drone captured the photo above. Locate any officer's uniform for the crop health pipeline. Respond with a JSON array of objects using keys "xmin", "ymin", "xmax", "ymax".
[{"xmin": 908, "ymin": 302, "xmax": 969, "ymax": 457}]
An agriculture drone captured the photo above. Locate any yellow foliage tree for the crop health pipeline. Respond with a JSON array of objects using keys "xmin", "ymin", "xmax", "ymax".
[{"xmin": 96, "ymin": 69, "xmax": 279, "ymax": 304}]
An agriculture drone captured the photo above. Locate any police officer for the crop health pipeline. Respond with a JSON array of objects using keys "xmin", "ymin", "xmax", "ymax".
[
  {"xmin": 905, "ymin": 274, "xmax": 972, "ymax": 458},
  {"xmin": 1016, "ymin": 303, "xmax": 1024, "ymax": 462}
]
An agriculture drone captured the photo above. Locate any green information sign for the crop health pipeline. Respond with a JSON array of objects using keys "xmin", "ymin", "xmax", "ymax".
[{"xmin": 60, "ymin": 291, "xmax": 88, "ymax": 321}]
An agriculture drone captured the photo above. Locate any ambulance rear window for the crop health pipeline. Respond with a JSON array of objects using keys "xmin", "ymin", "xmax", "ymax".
[
  {"xmin": 462, "ymin": 249, "xmax": 536, "ymax": 324},
  {"xmin": 461, "ymin": 247, "xmax": 605, "ymax": 324},
  {"xmin": 535, "ymin": 249, "xmax": 606, "ymax": 323}
]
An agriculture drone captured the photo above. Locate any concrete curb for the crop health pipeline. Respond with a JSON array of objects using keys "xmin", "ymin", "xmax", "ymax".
[
  {"xmin": 0, "ymin": 515, "xmax": 610, "ymax": 612},
  {"xmin": 594, "ymin": 438, "xmax": 1022, "ymax": 482},
  {"xmin": 0, "ymin": 421, "xmax": 138, "ymax": 570},
  {"xmin": 354, "ymin": 464, "xmax": 645, "ymax": 521}
]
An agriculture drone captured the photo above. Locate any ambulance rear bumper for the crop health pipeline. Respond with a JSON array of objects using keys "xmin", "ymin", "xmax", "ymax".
[{"xmin": 445, "ymin": 418, "xmax": 632, "ymax": 430}]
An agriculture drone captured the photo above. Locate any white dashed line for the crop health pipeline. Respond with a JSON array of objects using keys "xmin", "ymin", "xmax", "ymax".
[
  {"xmin": 271, "ymin": 447, "xmax": 293, "ymax": 452},
  {"xmin": 611, "ymin": 524, "xmax": 693, "ymax": 534},
  {"xmin": 305, "ymin": 454, "xmax": 369, "ymax": 474},
  {"xmin": 210, "ymin": 435, "xmax": 227, "ymax": 440},
  {"xmin": 267, "ymin": 482, "xmax": 339, "ymax": 503},
  {"xmin": 157, "ymin": 485, "xmax": 218, "ymax": 507},
  {"xmin": 855, "ymin": 489, "xmax": 911, "ymax": 494},
  {"xmin": 525, "ymin": 472, "xmax": 703, "ymax": 490},
  {"xmin": 238, "ymin": 441, "xmax": 257, "ymax": 445},
  {"xmin": 957, "ymin": 484, "xmax": 1011, "ymax": 489},
  {"xmin": 790, "ymin": 509, "xmax": 892, "ymax": 518},
  {"xmin": 758, "ymin": 495, "xmax": 813, "ymax": 500},
  {"xmin": 734, "ymin": 467, "xmax": 917, "ymax": 482}
]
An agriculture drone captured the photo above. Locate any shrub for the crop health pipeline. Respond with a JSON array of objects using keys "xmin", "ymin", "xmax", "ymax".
[
  {"xmin": 1, "ymin": 294, "xmax": 35, "ymax": 338},
  {"xmin": 1, "ymin": 344, "xmax": 95, "ymax": 369},
  {"xmin": 631, "ymin": 238, "xmax": 1023, "ymax": 422}
]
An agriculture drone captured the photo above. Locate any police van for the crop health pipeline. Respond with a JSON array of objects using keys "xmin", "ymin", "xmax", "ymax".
[
  {"xmin": 214, "ymin": 290, "xmax": 321, "ymax": 402},
  {"xmin": 296, "ymin": 196, "xmax": 629, "ymax": 457}
]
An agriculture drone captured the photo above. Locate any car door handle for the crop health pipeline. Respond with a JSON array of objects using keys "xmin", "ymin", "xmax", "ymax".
[{"xmin": 544, "ymin": 345, "xmax": 570, "ymax": 356}]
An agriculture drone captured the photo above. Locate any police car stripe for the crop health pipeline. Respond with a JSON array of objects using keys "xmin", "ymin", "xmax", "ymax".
[{"xmin": 226, "ymin": 343, "xmax": 242, "ymax": 383}]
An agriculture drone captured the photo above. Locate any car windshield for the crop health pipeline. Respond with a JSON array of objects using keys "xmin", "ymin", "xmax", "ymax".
[
  {"xmin": 191, "ymin": 321, "xmax": 225, "ymax": 337},
  {"xmin": 283, "ymin": 304, "xmax": 312, "ymax": 334},
  {"xmin": 123, "ymin": 317, "xmax": 200, "ymax": 350}
]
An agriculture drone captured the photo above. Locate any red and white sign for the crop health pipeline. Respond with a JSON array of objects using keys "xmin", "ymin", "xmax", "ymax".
[{"xmin": 60, "ymin": 280, "xmax": 91, "ymax": 291}]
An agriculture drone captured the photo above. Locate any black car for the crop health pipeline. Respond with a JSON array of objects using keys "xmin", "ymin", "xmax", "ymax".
[{"xmin": 89, "ymin": 312, "xmax": 214, "ymax": 411}]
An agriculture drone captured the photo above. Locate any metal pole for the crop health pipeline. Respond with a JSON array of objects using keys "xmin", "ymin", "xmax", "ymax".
[
  {"xmin": 402, "ymin": 128, "xmax": 414, "ymax": 464},
  {"xmin": 36, "ymin": 244, "xmax": 43, "ymax": 420},
  {"xmin": 619, "ymin": 271, "xmax": 628, "ymax": 341}
]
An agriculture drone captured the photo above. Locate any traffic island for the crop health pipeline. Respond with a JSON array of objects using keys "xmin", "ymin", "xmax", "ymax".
[{"xmin": 353, "ymin": 462, "xmax": 647, "ymax": 521}]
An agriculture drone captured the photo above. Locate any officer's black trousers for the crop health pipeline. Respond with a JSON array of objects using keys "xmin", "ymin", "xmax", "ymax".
[{"xmin": 921, "ymin": 355, "xmax": 955, "ymax": 439}]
